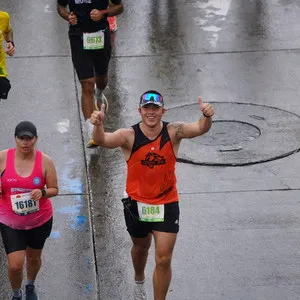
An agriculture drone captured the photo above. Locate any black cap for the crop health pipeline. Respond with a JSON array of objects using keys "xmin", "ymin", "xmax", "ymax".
[
  {"xmin": 0, "ymin": 77, "xmax": 11, "ymax": 100},
  {"xmin": 15, "ymin": 121, "xmax": 37, "ymax": 138}
]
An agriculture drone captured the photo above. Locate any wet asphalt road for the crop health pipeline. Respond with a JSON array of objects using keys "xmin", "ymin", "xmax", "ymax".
[{"xmin": 1, "ymin": 0, "xmax": 300, "ymax": 299}]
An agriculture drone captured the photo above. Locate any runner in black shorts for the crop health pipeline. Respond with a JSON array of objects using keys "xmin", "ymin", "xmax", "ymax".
[
  {"xmin": 0, "ymin": 121, "xmax": 59, "ymax": 300},
  {"xmin": 0, "ymin": 218, "xmax": 53, "ymax": 255},
  {"xmin": 123, "ymin": 198, "xmax": 180, "ymax": 238},
  {"xmin": 90, "ymin": 91, "xmax": 214, "ymax": 300},
  {"xmin": 57, "ymin": 0, "xmax": 123, "ymax": 147}
]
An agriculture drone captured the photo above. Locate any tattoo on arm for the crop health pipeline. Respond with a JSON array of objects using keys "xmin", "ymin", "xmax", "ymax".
[{"xmin": 173, "ymin": 123, "xmax": 185, "ymax": 139}]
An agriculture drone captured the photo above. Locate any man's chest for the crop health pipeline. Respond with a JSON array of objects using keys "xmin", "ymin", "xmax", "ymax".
[{"xmin": 70, "ymin": 0, "xmax": 108, "ymax": 9}]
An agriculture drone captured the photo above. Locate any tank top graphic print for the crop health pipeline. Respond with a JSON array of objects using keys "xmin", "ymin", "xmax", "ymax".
[{"xmin": 126, "ymin": 122, "xmax": 179, "ymax": 205}]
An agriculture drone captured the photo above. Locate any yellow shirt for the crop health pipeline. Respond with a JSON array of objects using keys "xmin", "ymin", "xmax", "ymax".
[{"xmin": 0, "ymin": 11, "xmax": 12, "ymax": 77}]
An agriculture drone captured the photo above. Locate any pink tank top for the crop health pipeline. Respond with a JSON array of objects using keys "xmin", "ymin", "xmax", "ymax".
[{"xmin": 0, "ymin": 148, "xmax": 53, "ymax": 229}]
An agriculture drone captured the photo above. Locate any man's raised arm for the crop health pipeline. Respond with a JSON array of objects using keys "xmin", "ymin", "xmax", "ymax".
[
  {"xmin": 170, "ymin": 96, "xmax": 214, "ymax": 140},
  {"xmin": 90, "ymin": 104, "xmax": 127, "ymax": 148}
]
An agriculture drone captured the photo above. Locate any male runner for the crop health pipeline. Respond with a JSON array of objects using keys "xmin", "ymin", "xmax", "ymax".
[
  {"xmin": 57, "ymin": 0, "xmax": 123, "ymax": 147},
  {"xmin": 0, "ymin": 10, "xmax": 15, "ymax": 100},
  {"xmin": 90, "ymin": 91, "xmax": 214, "ymax": 299}
]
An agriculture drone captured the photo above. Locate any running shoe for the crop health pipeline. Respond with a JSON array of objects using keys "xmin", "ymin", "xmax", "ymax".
[
  {"xmin": 94, "ymin": 92, "xmax": 109, "ymax": 113},
  {"xmin": 108, "ymin": 16, "xmax": 117, "ymax": 32},
  {"xmin": 133, "ymin": 282, "xmax": 147, "ymax": 300},
  {"xmin": 86, "ymin": 138, "xmax": 98, "ymax": 148},
  {"xmin": 25, "ymin": 285, "xmax": 38, "ymax": 300},
  {"xmin": 12, "ymin": 295, "xmax": 22, "ymax": 300}
]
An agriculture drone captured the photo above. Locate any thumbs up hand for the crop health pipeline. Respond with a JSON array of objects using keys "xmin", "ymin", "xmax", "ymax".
[
  {"xmin": 90, "ymin": 104, "xmax": 105, "ymax": 126},
  {"xmin": 198, "ymin": 96, "xmax": 214, "ymax": 118}
]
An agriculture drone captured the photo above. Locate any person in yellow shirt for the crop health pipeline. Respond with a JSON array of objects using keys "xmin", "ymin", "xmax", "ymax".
[{"xmin": 0, "ymin": 11, "xmax": 15, "ymax": 100}]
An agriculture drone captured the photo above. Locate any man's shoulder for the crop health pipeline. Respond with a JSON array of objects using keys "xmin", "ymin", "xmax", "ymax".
[
  {"xmin": 0, "ymin": 11, "xmax": 10, "ymax": 32},
  {"xmin": 57, "ymin": 0, "xmax": 69, "ymax": 6},
  {"xmin": 0, "ymin": 11, "xmax": 10, "ymax": 20},
  {"xmin": 166, "ymin": 121, "xmax": 179, "ymax": 132},
  {"xmin": 118, "ymin": 128, "xmax": 135, "ymax": 144},
  {"xmin": 119, "ymin": 127, "xmax": 134, "ymax": 135},
  {"xmin": 166, "ymin": 121, "xmax": 185, "ymax": 129},
  {"xmin": 166, "ymin": 122, "xmax": 186, "ymax": 142}
]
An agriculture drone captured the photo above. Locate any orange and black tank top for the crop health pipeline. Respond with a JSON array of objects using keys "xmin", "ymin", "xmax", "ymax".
[{"xmin": 126, "ymin": 121, "xmax": 179, "ymax": 205}]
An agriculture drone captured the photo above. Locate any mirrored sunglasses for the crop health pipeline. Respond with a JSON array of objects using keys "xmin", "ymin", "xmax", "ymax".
[{"xmin": 141, "ymin": 93, "xmax": 163, "ymax": 104}]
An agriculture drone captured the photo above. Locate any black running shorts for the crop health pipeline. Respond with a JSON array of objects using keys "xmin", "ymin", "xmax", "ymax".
[
  {"xmin": 0, "ymin": 217, "xmax": 53, "ymax": 255},
  {"xmin": 0, "ymin": 77, "xmax": 11, "ymax": 99},
  {"xmin": 69, "ymin": 28, "xmax": 112, "ymax": 80},
  {"xmin": 122, "ymin": 198, "xmax": 180, "ymax": 238}
]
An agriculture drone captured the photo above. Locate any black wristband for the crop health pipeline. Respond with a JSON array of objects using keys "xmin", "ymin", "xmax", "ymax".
[
  {"xmin": 7, "ymin": 40, "xmax": 14, "ymax": 47},
  {"xmin": 40, "ymin": 188, "xmax": 47, "ymax": 198},
  {"xmin": 203, "ymin": 113, "xmax": 211, "ymax": 118}
]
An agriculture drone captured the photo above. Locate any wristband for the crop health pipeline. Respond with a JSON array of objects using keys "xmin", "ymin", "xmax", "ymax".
[
  {"xmin": 40, "ymin": 188, "xmax": 47, "ymax": 198},
  {"xmin": 7, "ymin": 41, "xmax": 14, "ymax": 47},
  {"xmin": 203, "ymin": 113, "xmax": 211, "ymax": 118}
]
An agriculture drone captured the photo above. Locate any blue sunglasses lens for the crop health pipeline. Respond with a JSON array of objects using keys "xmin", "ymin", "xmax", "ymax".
[{"xmin": 142, "ymin": 93, "xmax": 162, "ymax": 103}]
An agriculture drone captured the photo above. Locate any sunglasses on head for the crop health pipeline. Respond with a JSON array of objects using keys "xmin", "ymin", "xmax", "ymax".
[{"xmin": 141, "ymin": 93, "xmax": 163, "ymax": 104}]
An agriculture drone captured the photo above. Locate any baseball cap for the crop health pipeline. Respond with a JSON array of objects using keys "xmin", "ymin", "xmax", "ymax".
[
  {"xmin": 139, "ymin": 90, "xmax": 164, "ymax": 107},
  {"xmin": 0, "ymin": 77, "xmax": 11, "ymax": 100},
  {"xmin": 15, "ymin": 121, "xmax": 37, "ymax": 138}
]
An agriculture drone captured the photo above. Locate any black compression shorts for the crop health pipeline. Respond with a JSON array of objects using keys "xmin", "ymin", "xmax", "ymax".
[
  {"xmin": 69, "ymin": 28, "xmax": 112, "ymax": 80},
  {"xmin": 0, "ymin": 217, "xmax": 53, "ymax": 255},
  {"xmin": 0, "ymin": 77, "xmax": 11, "ymax": 99},
  {"xmin": 122, "ymin": 198, "xmax": 180, "ymax": 238}
]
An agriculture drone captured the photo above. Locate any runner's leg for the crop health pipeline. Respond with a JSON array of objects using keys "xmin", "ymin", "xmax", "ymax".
[
  {"xmin": 95, "ymin": 74, "xmax": 108, "ymax": 92},
  {"xmin": 93, "ymin": 29, "xmax": 111, "ymax": 112},
  {"xmin": 152, "ymin": 231, "xmax": 177, "ymax": 300},
  {"xmin": 0, "ymin": 223, "xmax": 26, "ymax": 298},
  {"xmin": 69, "ymin": 33, "xmax": 95, "ymax": 120},
  {"xmin": 8, "ymin": 251, "xmax": 26, "ymax": 290},
  {"xmin": 26, "ymin": 248, "xmax": 42, "ymax": 281},
  {"xmin": 25, "ymin": 217, "xmax": 52, "ymax": 299},
  {"xmin": 131, "ymin": 234, "xmax": 152, "ymax": 281},
  {"xmin": 80, "ymin": 78, "xmax": 95, "ymax": 120},
  {"xmin": 131, "ymin": 234, "xmax": 152, "ymax": 299}
]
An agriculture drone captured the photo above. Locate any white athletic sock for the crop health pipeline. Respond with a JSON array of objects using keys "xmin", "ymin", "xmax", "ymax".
[
  {"xmin": 26, "ymin": 280, "xmax": 35, "ymax": 286},
  {"xmin": 135, "ymin": 279, "xmax": 145, "ymax": 284}
]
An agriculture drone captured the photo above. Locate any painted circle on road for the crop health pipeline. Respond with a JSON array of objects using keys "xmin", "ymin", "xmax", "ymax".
[
  {"xmin": 200, "ymin": 120, "xmax": 261, "ymax": 146},
  {"xmin": 166, "ymin": 102, "xmax": 300, "ymax": 166}
]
